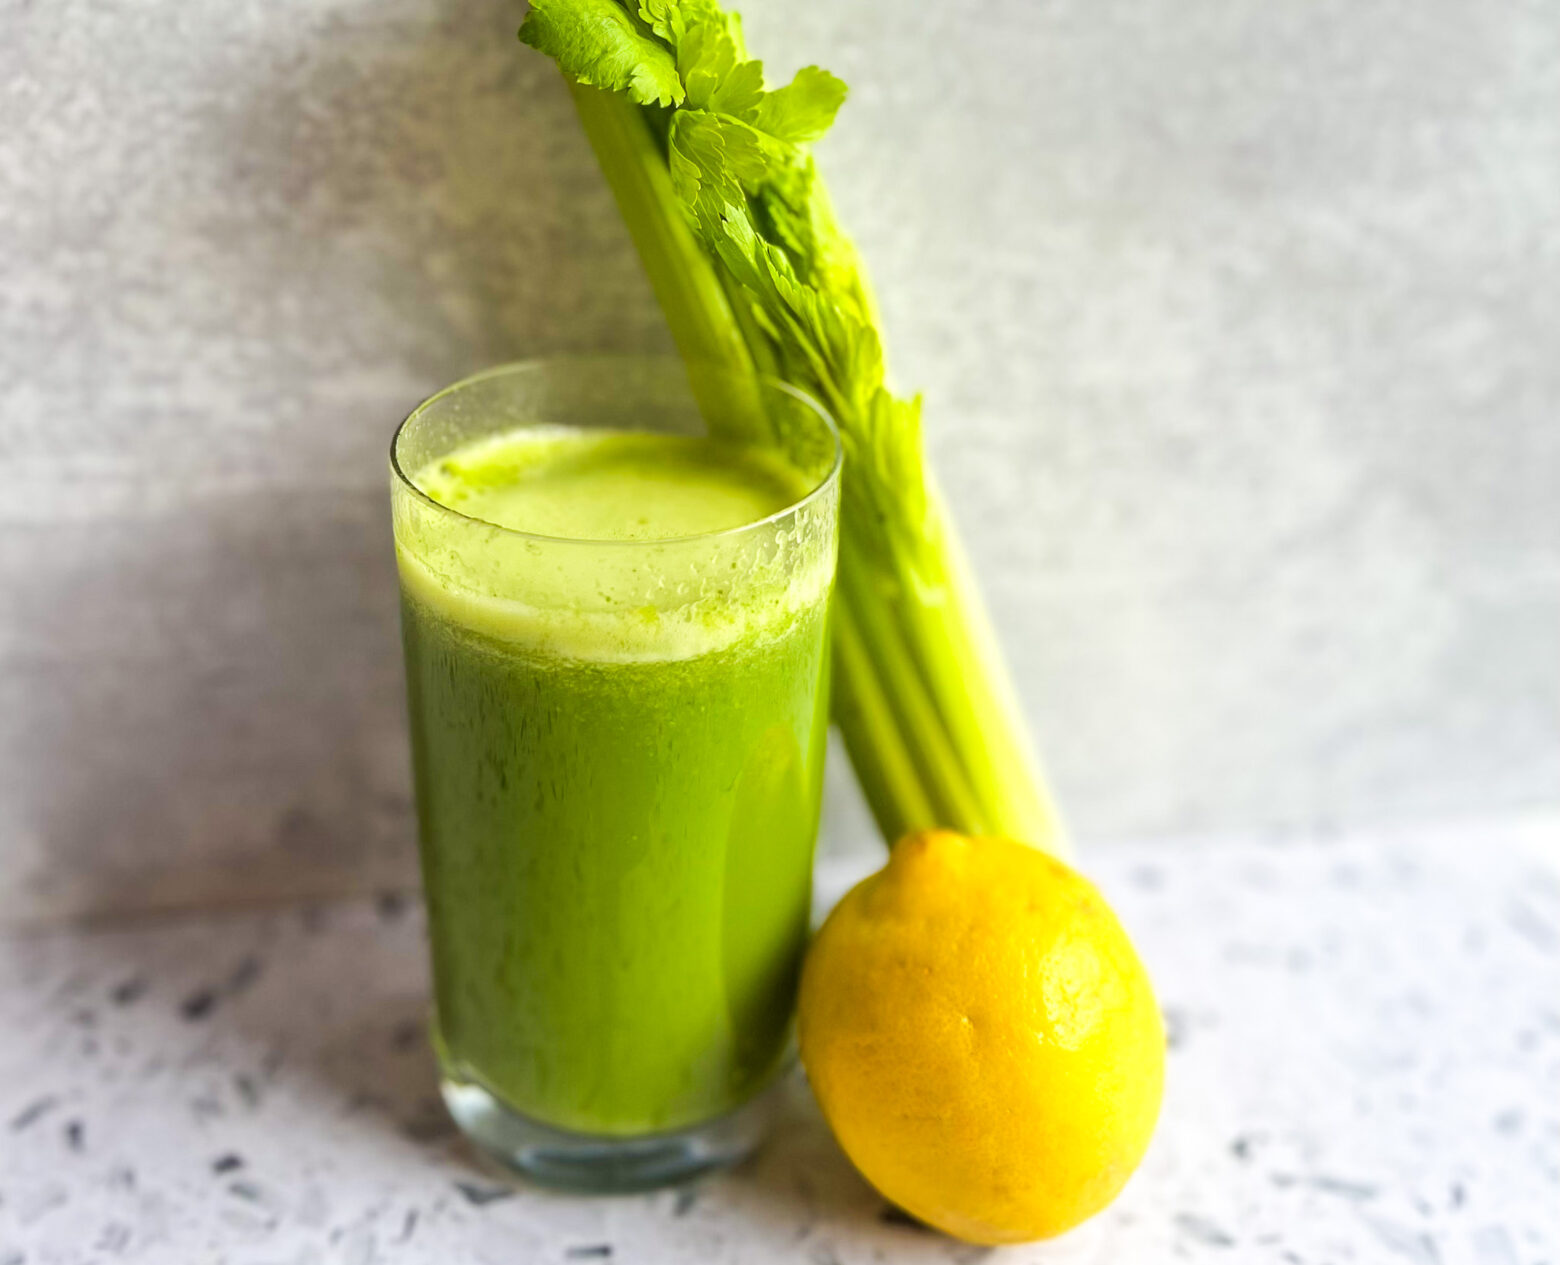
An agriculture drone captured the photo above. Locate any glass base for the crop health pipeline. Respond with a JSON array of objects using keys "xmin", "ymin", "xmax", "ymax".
[{"xmin": 440, "ymin": 1075, "xmax": 777, "ymax": 1193}]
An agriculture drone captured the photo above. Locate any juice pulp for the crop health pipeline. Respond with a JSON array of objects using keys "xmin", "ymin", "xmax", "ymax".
[{"xmin": 396, "ymin": 428, "xmax": 832, "ymax": 1135}]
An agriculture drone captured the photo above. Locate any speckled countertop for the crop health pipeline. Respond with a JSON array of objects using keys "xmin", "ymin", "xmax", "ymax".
[{"xmin": 3, "ymin": 817, "xmax": 1557, "ymax": 1265}]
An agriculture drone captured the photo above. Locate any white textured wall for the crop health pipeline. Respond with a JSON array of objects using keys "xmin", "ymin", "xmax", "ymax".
[{"xmin": 3, "ymin": 0, "xmax": 1557, "ymax": 922}]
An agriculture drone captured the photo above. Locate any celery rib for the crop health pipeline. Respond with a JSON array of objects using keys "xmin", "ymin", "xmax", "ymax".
[
  {"xmin": 829, "ymin": 593, "xmax": 937, "ymax": 841},
  {"xmin": 558, "ymin": 73, "xmax": 1068, "ymax": 859}
]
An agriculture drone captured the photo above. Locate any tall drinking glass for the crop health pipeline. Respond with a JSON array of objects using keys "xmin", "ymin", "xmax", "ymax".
[{"xmin": 390, "ymin": 357, "xmax": 841, "ymax": 1190}]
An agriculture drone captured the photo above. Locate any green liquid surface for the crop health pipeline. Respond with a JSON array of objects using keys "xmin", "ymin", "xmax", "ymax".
[
  {"xmin": 398, "ymin": 428, "xmax": 831, "ymax": 1135},
  {"xmin": 418, "ymin": 428, "xmax": 806, "ymax": 541}
]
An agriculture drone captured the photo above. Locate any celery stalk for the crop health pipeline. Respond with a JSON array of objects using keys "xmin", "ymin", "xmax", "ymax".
[
  {"xmin": 521, "ymin": 2, "xmax": 1069, "ymax": 857},
  {"xmin": 568, "ymin": 83, "xmax": 771, "ymax": 434}
]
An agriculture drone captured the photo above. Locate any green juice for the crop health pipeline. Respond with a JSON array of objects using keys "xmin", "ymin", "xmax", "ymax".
[{"xmin": 396, "ymin": 428, "xmax": 833, "ymax": 1136}]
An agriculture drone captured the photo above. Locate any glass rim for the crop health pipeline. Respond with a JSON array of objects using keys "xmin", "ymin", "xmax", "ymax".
[{"xmin": 389, "ymin": 355, "xmax": 843, "ymax": 549}]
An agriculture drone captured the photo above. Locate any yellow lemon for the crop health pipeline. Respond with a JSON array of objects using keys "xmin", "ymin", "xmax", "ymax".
[{"xmin": 798, "ymin": 830, "xmax": 1164, "ymax": 1245}]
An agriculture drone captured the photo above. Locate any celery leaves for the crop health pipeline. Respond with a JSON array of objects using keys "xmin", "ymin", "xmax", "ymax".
[
  {"xmin": 754, "ymin": 67, "xmax": 847, "ymax": 144},
  {"xmin": 520, "ymin": 0, "xmax": 685, "ymax": 107}
]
